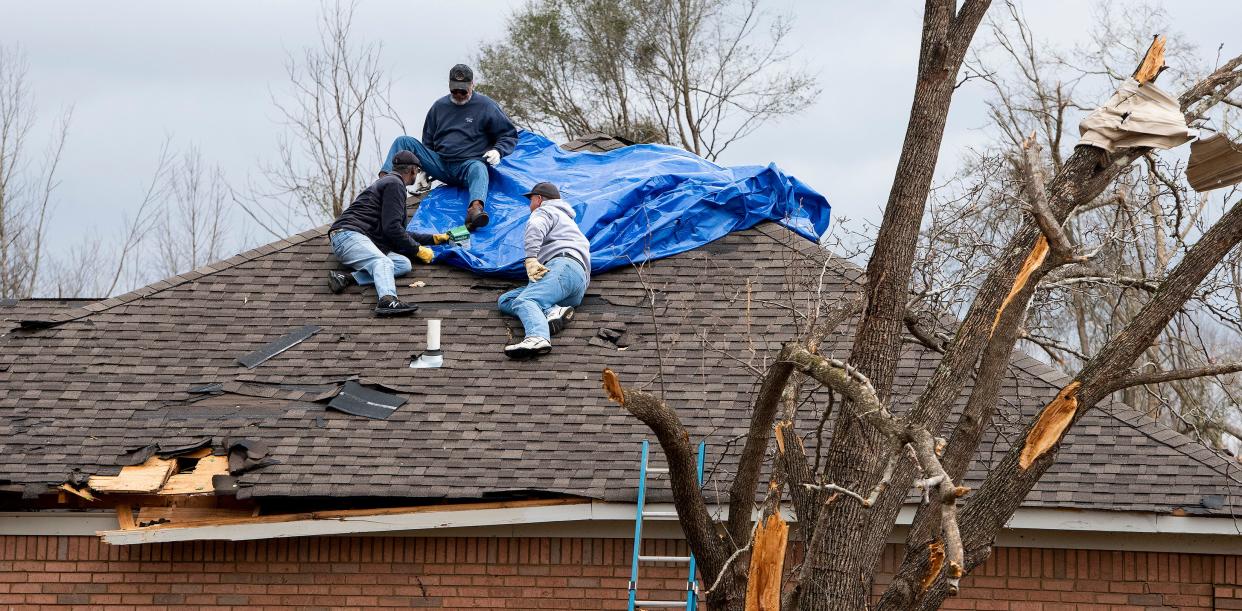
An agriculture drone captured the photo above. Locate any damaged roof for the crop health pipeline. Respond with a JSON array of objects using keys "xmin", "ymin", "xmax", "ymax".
[{"xmin": 1, "ymin": 137, "xmax": 1239, "ymax": 518}]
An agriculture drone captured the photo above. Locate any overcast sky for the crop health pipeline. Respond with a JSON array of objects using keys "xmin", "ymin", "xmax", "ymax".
[{"xmin": 2, "ymin": 1, "xmax": 1239, "ymax": 283}]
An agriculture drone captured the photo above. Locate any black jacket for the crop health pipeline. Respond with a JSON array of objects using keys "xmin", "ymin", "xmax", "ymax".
[{"xmin": 330, "ymin": 175, "xmax": 433, "ymax": 260}]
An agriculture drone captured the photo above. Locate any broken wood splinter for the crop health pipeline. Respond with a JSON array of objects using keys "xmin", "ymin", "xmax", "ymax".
[{"xmin": 1019, "ymin": 381, "xmax": 1083, "ymax": 469}]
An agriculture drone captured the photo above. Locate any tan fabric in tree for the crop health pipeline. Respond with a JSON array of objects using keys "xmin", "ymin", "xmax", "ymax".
[
  {"xmin": 1019, "ymin": 381, "xmax": 1083, "ymax": 469},
  {"xmin": 1187, "ymin": 134, "xmax": 1242, "ymax": 192},
  {"xmin": 744, "ymin": 513, "xmax": 788, "ymax": 611},
  {"xmin": 1078, "ymin": 78, "xmax": 1194, "ymax": 152}
]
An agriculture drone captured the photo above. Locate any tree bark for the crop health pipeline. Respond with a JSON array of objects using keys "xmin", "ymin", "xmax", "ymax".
[{"xmin": 803, "ymin": 1, "xmax": 990, "ymax": 607}]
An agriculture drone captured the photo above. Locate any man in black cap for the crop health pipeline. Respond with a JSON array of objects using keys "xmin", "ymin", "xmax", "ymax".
[
  {"xmin": 380, "ymin": 63, "xmax": 518, "ymax": 231},
  {"xmin": 497, "ymin": 182, "xmax": 592, "ymax": 358},
  {"xmin": 328, "ymin": 150, "xmax": 449, "ymax": 316}
]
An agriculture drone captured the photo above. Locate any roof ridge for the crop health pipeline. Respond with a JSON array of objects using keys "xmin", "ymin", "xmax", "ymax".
[{"xmin": 21, "ymin": 224, "xmax": 331, "ymax": 329}]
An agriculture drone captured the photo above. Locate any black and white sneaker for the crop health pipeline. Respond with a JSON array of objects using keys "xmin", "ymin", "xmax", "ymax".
[
  {"xmin": 504, "ymin": 336, "xmax": 552, "ymax": 359},
  {"xmin": 545, "ymin": 306, "xmax": 575, "ymax": 336},
  {"xmin": 375, "ymin": 295, "xmax": 419, "ymax": 317},
  {"xmin": 328, "ymin": 271, "xmax": 356, "ymax": 294}
]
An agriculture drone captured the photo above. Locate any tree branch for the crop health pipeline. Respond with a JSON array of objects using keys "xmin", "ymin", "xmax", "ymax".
[{"xmin": 1104, "ymin": 362, "xmax": 1242, "ymax": 394}]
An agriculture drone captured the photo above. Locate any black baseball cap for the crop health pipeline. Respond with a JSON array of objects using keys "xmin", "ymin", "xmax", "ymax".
[
  {"xmin": 522, "ymin": 182, "xmax": 561, "ymax": 200},
  {"xmin": 391, "ymin": 150, "xmax": 420, "ymax": 168},
  {"xmin": 449, "ymin": 64, "xmax": 474, "ymax": 92}
]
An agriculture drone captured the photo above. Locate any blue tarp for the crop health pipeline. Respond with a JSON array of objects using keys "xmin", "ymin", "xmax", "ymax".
[{"xmin": 408, "ymin": 131, "xmax": 831, "ymax": 278}]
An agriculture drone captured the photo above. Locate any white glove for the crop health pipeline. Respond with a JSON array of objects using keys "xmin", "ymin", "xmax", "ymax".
[
  {"xmin": 412, "ymin": 170, "xmax": 430, "ymax": 192},
  {"xmin": 525, "ymin": 257, "xmax": 549, "ymax": 282},
  {"xmin": 483, "ymin": 149, "xmax": 501, "ymax": 166}
]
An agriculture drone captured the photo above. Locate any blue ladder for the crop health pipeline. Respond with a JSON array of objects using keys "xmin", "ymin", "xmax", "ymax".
[{"xmin": 627, "ymin": 439, "xmax": 706, "ymax": 611}]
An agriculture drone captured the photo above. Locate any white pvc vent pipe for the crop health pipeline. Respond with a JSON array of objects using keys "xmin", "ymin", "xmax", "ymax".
[{"xmin": 410, "ymin": 319, "xmax": 443, "ymax": 368}]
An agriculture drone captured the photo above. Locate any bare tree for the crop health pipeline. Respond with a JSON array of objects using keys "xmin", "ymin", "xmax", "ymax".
[
  {"xmin": 602, "ymin": 2, "xmax": 1242, "ymax": 609},
  {"xmin": 477, "ymin": 0, "xmax": 820, "ymax": 160},
  {"xmin": 0, "ymin": 44, "xmax": 71, "ymax": 299},
  {"xmin": 245, "ymin": 0, "xmax": 396, "ymax": 231},
  {"xmin": 154, "ymin": 146, "xmax": 230, "ymax": 278},
  {"xmin": 908, "ymin": 1, "xmax": 1242, "ymax": 453}
]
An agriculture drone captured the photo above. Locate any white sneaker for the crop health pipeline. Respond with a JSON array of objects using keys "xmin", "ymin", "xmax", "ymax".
[
  {"xmin": 504, "ymin": 336, "xmax": 552, "ymax": 359},
  {"xmin": 545, "ymin": 306, "xmax": 575, "ymax": 336}
]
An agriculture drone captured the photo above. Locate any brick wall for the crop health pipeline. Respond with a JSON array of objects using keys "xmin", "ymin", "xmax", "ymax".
[{"xmin": 0, "ymin": 535, "xmax": 1240, "ymax": 610}]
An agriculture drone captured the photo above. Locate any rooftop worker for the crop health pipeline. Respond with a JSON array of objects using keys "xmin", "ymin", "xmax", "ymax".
[
  {"xmin": 498, "ymin": 182, "xmax": 591, "ymax": 358},
  {"xmin": 380, "ymin": 63, "xmax": 518, "ymax": 232},
  {"xmin": 328, "ymin": 150, "xmax": 450, "ymax": 317}
]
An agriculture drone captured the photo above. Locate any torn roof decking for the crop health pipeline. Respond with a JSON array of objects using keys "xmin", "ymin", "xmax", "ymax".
[{"xmin": 1, "ymin": 138, "xmax": 1239, "ymax": 517}]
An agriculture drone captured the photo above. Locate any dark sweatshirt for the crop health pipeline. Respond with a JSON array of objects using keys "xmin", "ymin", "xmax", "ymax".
[
  {"xmin": 422, "ymin": 92, "xmax": 518, "ymax": 163},
  {"xmin": 330, "ymin": 175, "xmax": 433, "ymax": 260}
]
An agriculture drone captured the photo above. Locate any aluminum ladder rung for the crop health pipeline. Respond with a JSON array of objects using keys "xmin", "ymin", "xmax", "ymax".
[
  {"xmin": 638, "ymin": 555, "xmax": 692, "ymax": 563},
  {"xmin": 641, "ymin": 511, "xmax": 678, "ymax": 518},
  {"xmin": 635, "ymin": 601, "xmax": 687, "ymax": 608},
  {"xmin": 646, "ymin": 467, "xmax": 669, "ymax": 474}
]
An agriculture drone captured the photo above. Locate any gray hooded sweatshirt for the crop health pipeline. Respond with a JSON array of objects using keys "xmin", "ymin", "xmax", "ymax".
[{"xmin": 523, "ymin": 198, "xmax": 591, "ymax": 273}]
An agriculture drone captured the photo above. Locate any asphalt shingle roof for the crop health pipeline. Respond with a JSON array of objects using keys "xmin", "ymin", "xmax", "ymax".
[{"xmin": 2, "ymin": 138, "xmax": 1239, "ymax": 518}]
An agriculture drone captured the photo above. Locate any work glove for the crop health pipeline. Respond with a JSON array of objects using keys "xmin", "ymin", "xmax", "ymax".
[
  {"xmin": 431, "ymin": 233, "xmax": 452, "ymax": 245},
  {"xmin": 525, "ymin": 257, "xmax": 549, "ymax": 282},
  {"xmin": 415, "ymin": 246, "xmax": 435, "ymax": 264},
  {"xmin": 483, "ymin": 149, "xmax": 501, "ymax": 166},
  {"xmin": 413, "ymin": 170, "xmax": 430, "ymax": 192}
]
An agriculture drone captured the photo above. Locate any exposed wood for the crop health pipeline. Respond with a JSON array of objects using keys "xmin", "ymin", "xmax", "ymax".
[
  {"xmin": 1019, "ymin": 381, "xmax": 1082, "ymax": 469},
  {"xmin": 744, "ymin": 513, "xmax": 788, "ymax": 611},
  {"xmin": 59, "ymin": 484, "xmax": 97, "ymax": 502},
  {"xmin": 991, "ymin": 236, "xmax": 1049, "ymax": 337},
  {"xmin": 602, "ymin": 368, "xmax": 624, "ymax": 403},
  {"xmin": 88, "ymin": 456, "xmax": 175, "ymax": 494},
  {"xmin": 182, "ymin": 448, "xmax": 214, "ymax": 459},
  {"xmin": 120, "ymin": 497, "xmax": 589, "ymax": 532},
  {"xmin": 1132, "ymin": 35, "xmax": 1167, "ymax": 85},
  {"xmin": 158, "ymin": 455, "xmax": 228, "ymax": 495},
  {"xmin": 115, "ymin": 505, "xmax": 136, "ymax": 530},
  {"xmin": 920, "ymin": 541, "xmax": 945, "ymax": 592},
  {"xmin": 136, "ymin": 505, "xmax": 257, "ymax": 527}
]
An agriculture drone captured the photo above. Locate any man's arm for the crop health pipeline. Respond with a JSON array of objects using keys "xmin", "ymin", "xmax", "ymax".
[
  {"xmin": 378, "ymin": 179, "xmax": 426, "ymax": 260},
  {"xmin": 489, "ymin": 102, "xmax": 518, "ymax": 157},
  {"xmin": 523, "ymin": 209, "xmax": 555, "ymax": 260}
]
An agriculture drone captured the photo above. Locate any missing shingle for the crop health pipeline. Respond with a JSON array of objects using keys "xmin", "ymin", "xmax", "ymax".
[
  {"xmin": 328, "ymin": 380, "xmax": 407, "ymax": 420},
  {"xmin": 236, "ymin": 325, "xmax": 321, "ymax": 369}
]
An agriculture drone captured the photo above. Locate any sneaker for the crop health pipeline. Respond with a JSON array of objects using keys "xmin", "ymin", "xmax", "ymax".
[
  {"xmin": 545, "ymin": 306, "xmax": 575, "ymax": 336},
  {"xmin": 504, "ymin": 336, "xmax": 552, "ymax": 359},
  {"xmin": 375, "ymin": 295, "xmax": 419, "ymax": 317},
  {"xmin": 328, "ymin": 271, "xmax": 356, "ymax": 294},
  {"xmin": 465, "ymin": 200, "xmax": 490, "ymax": 231}
]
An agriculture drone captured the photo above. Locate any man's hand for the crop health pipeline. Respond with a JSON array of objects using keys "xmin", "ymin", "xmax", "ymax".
[
  {"xmin": 431, "ymin": 233, "xmax": 452, "ymax": 245},
  {"xmin": 483, "ymin": 149, "xmax": 501, "ymax": 166},
  {"xmin": 525, "ymin": 257, "xmax": 549, "ymax": 282}
]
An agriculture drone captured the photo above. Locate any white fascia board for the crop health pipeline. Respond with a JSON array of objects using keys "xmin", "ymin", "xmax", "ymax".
[{"xmin": 6, "ymin": 502, "xmax": 1241, "ymax": 546}]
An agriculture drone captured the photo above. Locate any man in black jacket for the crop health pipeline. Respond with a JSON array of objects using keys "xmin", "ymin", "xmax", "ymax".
[{"xmin": 327, "ymin": 151, "xmax": 448, "ymax": 316}]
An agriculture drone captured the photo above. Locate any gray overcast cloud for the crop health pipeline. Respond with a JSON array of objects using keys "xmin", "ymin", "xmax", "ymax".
[{"xmin": 2, "ymin": 1, "xmax": 1239, "ymax": 264}]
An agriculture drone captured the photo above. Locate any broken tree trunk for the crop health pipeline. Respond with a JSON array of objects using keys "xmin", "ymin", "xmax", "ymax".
[{"xmin": 800, "ymin": 1, "xmax": 991, "ymax": 607}]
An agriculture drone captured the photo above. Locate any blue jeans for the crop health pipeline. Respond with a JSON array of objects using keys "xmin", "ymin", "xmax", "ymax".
[
  {"xmin": 382, "ymin": 136, "xmax": 489, "ymax": 204},
  {"xmin": 498, "ymin": 257, "xmax": 589, "ymax": 340},
  {"xmin": 330, "ymin": 230, "xmax": 412, "ymax": 300}
]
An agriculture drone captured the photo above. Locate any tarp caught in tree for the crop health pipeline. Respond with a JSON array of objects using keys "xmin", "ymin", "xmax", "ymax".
[
  {"xmin": 408, "ymin": 131, "xmax": 831, "ymax": 277},
  {"xmin": 1077, "ymin": 78, "xmax": 1195, "ymax": 152}
]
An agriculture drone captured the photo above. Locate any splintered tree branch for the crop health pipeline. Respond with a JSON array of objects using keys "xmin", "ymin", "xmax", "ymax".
[
  {"xmin": 1132, "ymin": 35, "xmax": 1167, "ymax": 85},
  {"xmin": 1104, "ymin": 362, "xmax": 1242, "ymax": 394},
  {"xmin": 907, "ymin": 429, "xmax": 968, "ymax": 596},
  {"xmin": 1017, "ymin": 134, "xmax": 1079, "ymax": 262},
  {"xmin": 599, "ymin": 369, "xmax": 728, "ymax": 585}
]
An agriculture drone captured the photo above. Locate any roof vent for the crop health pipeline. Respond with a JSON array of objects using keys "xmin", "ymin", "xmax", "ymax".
[{"xmin": 410, "ymin": 319, "xmax": 443, "ymax": 368}]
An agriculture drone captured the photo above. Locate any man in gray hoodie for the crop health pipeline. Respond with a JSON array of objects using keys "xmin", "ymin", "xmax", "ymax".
[{"xmin": 498, "ymin": 182, "xmax": 591, "ymax": 358}]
